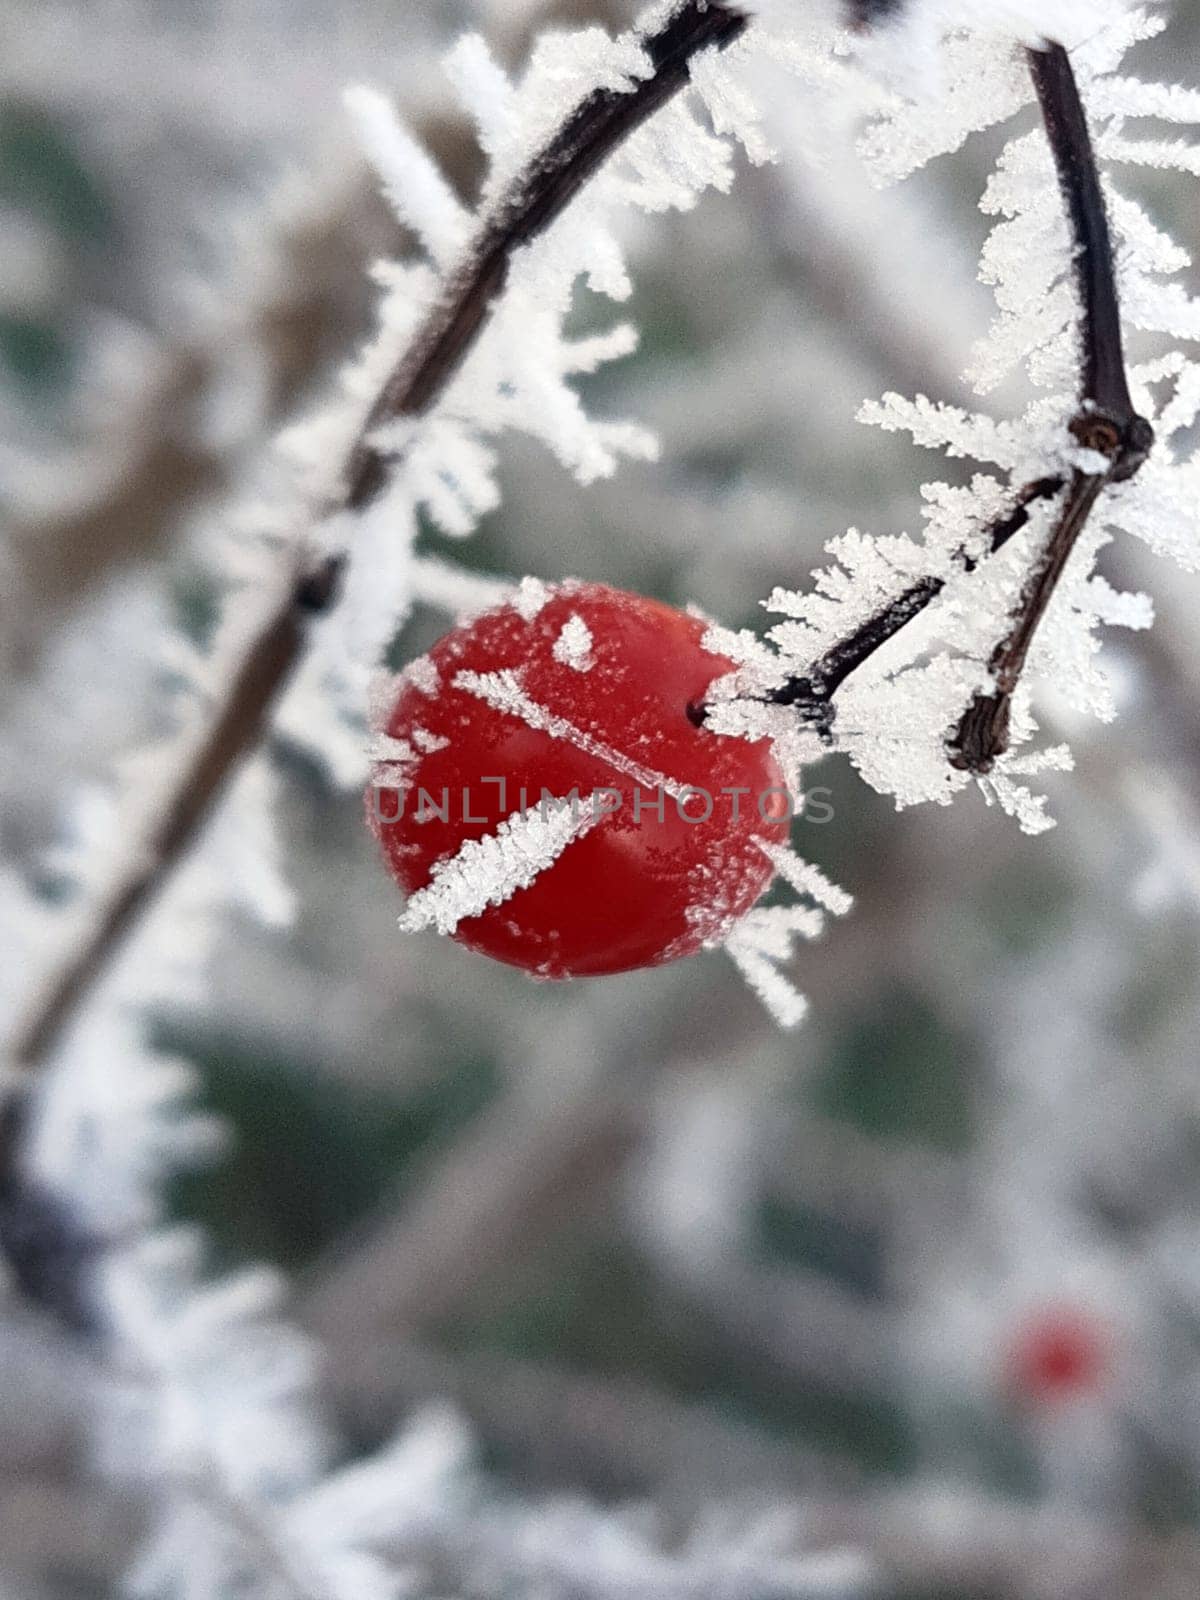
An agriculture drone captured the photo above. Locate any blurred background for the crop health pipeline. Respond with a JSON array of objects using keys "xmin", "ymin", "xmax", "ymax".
[{"xmin": 4, "ymin": 1, "xmax": 1200, "ymax": 1596}]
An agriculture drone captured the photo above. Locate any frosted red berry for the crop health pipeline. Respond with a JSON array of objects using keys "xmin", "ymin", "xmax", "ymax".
[
  {"xmin": 1006, "ymin": 1306, "xmax": 1112, "ymax": 1405},
  {"xmin": 367, "ymin": 580, "xmax": 790, "ymax": 978}
]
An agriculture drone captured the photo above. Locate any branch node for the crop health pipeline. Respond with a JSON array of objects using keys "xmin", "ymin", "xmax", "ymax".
[
  {"xmin": 1071, "ymin": 406, "xmax": 1154, "ymax": 482},
  {"xmin": 947, "ymin": 694, "xmax": 1010, "ymax": 776},
  {"xmin": 293, "ymin": 554, "xmax": 346, "ymax": 614}
]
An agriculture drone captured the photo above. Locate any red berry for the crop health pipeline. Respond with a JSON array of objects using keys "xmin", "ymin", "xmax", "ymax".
[
  {"xmin": 367, "ymin": 580, "xmax": 790, "ymax": 978},
  {"xmin": 1006, "ymin": 1306, "xmax": 1112, "ymax": 1405}
]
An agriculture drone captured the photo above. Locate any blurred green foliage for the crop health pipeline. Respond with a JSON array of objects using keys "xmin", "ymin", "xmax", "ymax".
[
  {"xmin": 440, "ymin": 1233, "xmax": 916, "ymax": 1475},
  {"xmin": 158, "ymin": 1023, "xmax": 500, "ymax": 1272},
  {"xmin": 0, "ymin": 101, "xmax": 112, "ymax": 396},
  {"xmin": 0, "ymin": 312, "xmax": 72, "ymax": 391},
  {"xmin": 815, "ymin": 987, "xmax": 977, "ymax": 1154},
  {"xmin": 756, "ymin": 1195, "xmax": 886, "ymax": 1299},
  {"xmin": 979, "ymin": 856, "xmax": 1075, "ymax": 956},
  {"xmin": 0, "ymin": 103, "xmax": 113, "ymax": 241},
  {"xmin": 1107, "ymin": 916, "xmax": 1200, "ymax": 1049}
]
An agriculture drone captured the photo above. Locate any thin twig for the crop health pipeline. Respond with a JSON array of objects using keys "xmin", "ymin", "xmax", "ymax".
[
  {"xmin": 949, "ymin": 41, "xmax": 1153, "ymax": 773},
  {"xmin": 4, "ymin": 0, "xmax": 748, "ymax": 1080},
  {"xmin": 949, "ymin": 469, "xmax": 1104, "ymax": 771},
  {"xmin": 1032, "ymin": 41, "xmax": 1137, "ymax": 428},
  {"xmin": 10, "ymin": 27, "xmax": 1134, "ymax": 1074},
  {"xmin": 9, "ymin": 594, "xmax": 311, "ymax": 1070}
]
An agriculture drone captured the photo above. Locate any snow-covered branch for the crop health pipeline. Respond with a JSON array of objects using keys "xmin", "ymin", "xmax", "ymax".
[
  {"xmin": 949, "ymin": 40, "xmax": 1154, "ymax": 773},
  {"xmin": 724, "ymin": 40, "xmax": 1152, "ymax": 777},
  {"xmin": 708, "ymin": 0, "xmax": 1200, "ymax": 843}
]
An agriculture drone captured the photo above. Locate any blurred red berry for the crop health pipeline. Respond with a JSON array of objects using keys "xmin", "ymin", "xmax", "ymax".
[
  {"xmin": 1006, "ymin": 1305, "xmax": 1113, "ymax": 1404},
  {"xmin": 367, "ymin": 580, "xmax": 789, "ymax": 978}
]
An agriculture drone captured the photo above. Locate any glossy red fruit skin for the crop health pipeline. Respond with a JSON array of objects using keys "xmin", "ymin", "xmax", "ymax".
[{"xmin": 368, "ymin": 581, "xmax": 790, "ymax": 979}]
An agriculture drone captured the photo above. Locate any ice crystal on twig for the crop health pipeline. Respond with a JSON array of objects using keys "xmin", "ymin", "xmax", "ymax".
[{"xmin": 721, "ymin": 2, "xmax": 1199, "ymax": 836}]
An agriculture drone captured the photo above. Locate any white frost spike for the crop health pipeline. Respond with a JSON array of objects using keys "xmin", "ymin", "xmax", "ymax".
[
  {"xmin": 374, "ymin": 419, "xmax": 501, "ymax": 536},
  {"xmin": 756, "ymin": 840, "xmax": 853, "ymax": 917},
  {"xmin": 455, "ymin": 668, "xmax": 690, "ymax": 799},
  {"xmin": 701, "ymin": 619, "xmax": 786, "ymax": 691},
  {"xmin": 291, "ymin": 1403, "xmax": 475, "ymax": 1546},
  {"xmin": 562, "ymin": 322, "xmax": 640, "ymax": 375},
  {"xmin": 343, "ymin": 85, "xmax": 469, "ymax": 268},
  {"xmin": 411, "ymin": 558, "xmax": 516, "ymax": 620},
  {"xmin": 290, "ymin": 0, "xmax": 769, "ymax": 764},
  {"xmin": 722, "ymin": 842, "xmax": 850, "ymax": 1026},
  {"xmin": 858, "ymin": 394, "xmax": 1022, "ymax": 470},
  {"xmin": 207, "ymin": 756, "xmax": 296, "ymax": 930},
  {"xmin": 986, "ymin": 743, "xmax": 1075, "ymax": 835},
  {"xmin": 444, "ymin": 34, "xmax": 520, "ymax": 160},
  {"xmin": 552, "ymin": 613, "xmax": 595, "ymax": 672},
  {"xmin": 725, "ymin": 922, "xmax": 809, "ymax": 1030},
  {"xmin": 513, "ymin": 575, "xmax": 551, "ymax": 621},
  {"xmin": 479, "ymin": 25, "xmax": 653, "ymax": 201},
  {"xmin": 404, "ymin": 654, "xmax": 440, "ymax": 696},
  {"xmin": 1091, "ymin": 75, "xmax": 1200, "ymax": 124},
  {"xmin": 399, "ymin": 798, "xmax": 602, "ymax": 936},
  {"xmin": 367, "ymin": 731, "xmax": 417, "ymax": 766},
  {"xmin": 690, "ymin": 43, "xmax": 774, "ymax": 166}
]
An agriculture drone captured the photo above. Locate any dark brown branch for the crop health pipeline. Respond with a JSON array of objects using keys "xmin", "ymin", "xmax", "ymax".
[
  {"xmin": 1030, "ymin": 40, "xmax": 1136, "ymax": 431},
  {"xmin": 949, "ymin": 471, "xmax": 1105, "ymax": 771},
  {"xmin": 5, "ymin": 0, "xmax": 748, "ymax": 1080},
  {"xmin": 948, "ymin": 41, "xmax": 1153, "ymax": 773}
]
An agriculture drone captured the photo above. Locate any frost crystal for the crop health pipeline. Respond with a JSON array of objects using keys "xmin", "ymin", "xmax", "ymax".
[
  {"xmin": 513, "ymin": 575, "xmax": 551, "ymax": 622},
  {"xmin": 399, "ymin": 798, "xmax": 602, "ymax": 936},
  {"xmin": 404, "ymin": 654, "xmax": 440, "ymax": 696},
  {"xmin": 455, "ymin": 668, "xmax": 690, "ymax": 800},
  {"xmin": 552, "ymin": 614, "xmax": 596, "ymax": 672},
  {"xmin": 723, "ymin": 840, "xmax": 854, "ymax": 1029}
]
